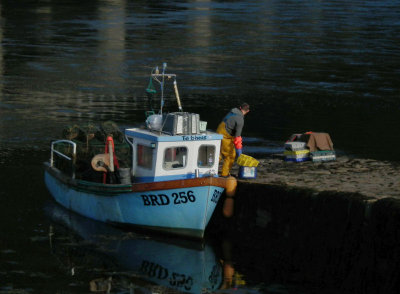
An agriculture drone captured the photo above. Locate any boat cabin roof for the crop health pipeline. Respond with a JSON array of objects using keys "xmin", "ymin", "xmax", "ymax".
[{"xmin": 125, "ymin": 128, "xmax": 223, "ymax": 142}]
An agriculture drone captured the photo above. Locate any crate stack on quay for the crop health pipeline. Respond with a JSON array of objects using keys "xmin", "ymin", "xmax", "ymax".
[
  {"xmin": 284, "ymin": 139, "xmax": 310, "ymax": 162},
  {"xmin": 284, "ymin": 133, "xmax": 336, "ymax": 163}
]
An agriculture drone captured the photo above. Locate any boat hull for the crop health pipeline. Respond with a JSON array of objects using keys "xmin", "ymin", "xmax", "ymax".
[{"xmin": 44, "ymin": 163, "xmax": 225, "ymax": 238}]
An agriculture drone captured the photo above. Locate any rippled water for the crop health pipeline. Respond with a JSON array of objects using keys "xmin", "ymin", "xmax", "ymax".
[
  {"xmin": 1, "ymin": 0, "xmax": 400, "ymax": 293},
  {"xmin": 1, "ymin": 0, "xmax": 400, "ymax": 157}
]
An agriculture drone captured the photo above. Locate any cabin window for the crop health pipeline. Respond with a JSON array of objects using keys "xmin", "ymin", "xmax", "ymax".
[
  {"xmin": 163, "ymin": 147, "xmax": 187, "ymax": 170},
  {"xmin": 197, "ymin": 145, "xmax": 216, "ymax": 167},
  {"xmin": 137, "ymin": 144, "xmax": 153, "ymax": 169}
]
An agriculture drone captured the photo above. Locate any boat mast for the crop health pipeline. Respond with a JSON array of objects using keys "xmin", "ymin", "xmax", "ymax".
[
  {"xmin": 151, "ymin": 63, "xmax": 182, "ymax": 114},
  {"xmin": 160, "ymin": 62, "xmax": 166, "ymax": 114}
]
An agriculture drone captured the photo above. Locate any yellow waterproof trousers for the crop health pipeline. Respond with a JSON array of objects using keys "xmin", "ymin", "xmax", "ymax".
[{"xmin": 216, "ymin": 122, "xmax": 236, "ymax": 177}]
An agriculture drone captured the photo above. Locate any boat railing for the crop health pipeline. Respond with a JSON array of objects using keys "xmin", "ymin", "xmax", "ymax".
[
  {"xmin": 124, "ymin": 135, "xmax": 135, "ymax": 176},
  {"xmin": 50, "ymin": 140, "xmax": 77, "ymax": 178}
]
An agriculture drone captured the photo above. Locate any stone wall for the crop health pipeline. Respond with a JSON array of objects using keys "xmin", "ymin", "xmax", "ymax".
[{"xmin": 209, "ymin": 183, "xmax": 400, "ymax": 293}]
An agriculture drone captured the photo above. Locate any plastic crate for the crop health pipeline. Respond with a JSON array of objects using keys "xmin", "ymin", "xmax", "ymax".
[
  {"xmin": 310, "ymin": 150, "xmax": 335, "ymax": 156},
  {"xmin": 311, "ymin": 150, "xmax": 336, "ymax": 162},
  {"xmin": 284, "ymin": 157, "xmax": 311, "ymax": 162},
  {"xmin": 284, "ymin": 141, "xmax": 307, "ymax": 151},
  {"xmin": 199, "ymin": 121, "xmax": 207, "ymax": 132},
  {"xmin": 237, "ymin": 154, "xmax": 259, "ymax": 167},
  {"xmin": 285, "ymin": 154, "xmax": 310, "ymax": 160},
  {"xmin": 312, "ymin": 155, "xmax": 336, "ymax": 162},
  {"xmin": 162, "ymin": 112, "xmax": 200, "ymax": 135},
  {"xmin": 283, "ymin": 149, "xmax": 310, "ymax": 156},
  {"xmin": 238, "ymin": 166, "xmax": 257, "ymax": 179}
]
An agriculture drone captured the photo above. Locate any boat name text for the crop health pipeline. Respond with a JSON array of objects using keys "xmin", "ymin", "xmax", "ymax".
[
  {"xmin": 141, "ymin": 190, "xmax": 196, "ymax": 206},
  {"xmin": 182, "ymin": 135, "xmax": 207, "ymax": 141},
  {"xmin": 211, "ymin": 189, "xmax": 222, "ymax": 204},
  {"xmin": 140, "ymin": 260, "xmax": 194, "ymax": 290}
]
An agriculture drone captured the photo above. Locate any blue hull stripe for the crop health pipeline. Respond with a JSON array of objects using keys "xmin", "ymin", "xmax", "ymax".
[{"xmin": 135, "ymin": 173, "xmax": 218, "ymax": 183}]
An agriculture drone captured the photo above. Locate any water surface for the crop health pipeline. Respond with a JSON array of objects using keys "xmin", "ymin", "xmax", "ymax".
[{"xmin": 1, "ymin": 0, "xmax": 400, "ymax": 293}]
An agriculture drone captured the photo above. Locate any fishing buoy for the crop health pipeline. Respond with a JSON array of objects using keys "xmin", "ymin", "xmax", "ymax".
[
  {"xmin": 173, "ymin": 80, "xmax": 183, "ymax": 111},
  {"xmin": 225, "ymin": 176, "xmax": 237, "ymax": 197},
  {"xmin": 223, "ymin": 176, "xmax": 237, "ymax": 218},
  {"xmin": 223, "ymin": 198, "xmax": 234, "ymax": 218},
  {"xmin": 102, "ymin": 136, "xmax": 120, "ymax": 184}
]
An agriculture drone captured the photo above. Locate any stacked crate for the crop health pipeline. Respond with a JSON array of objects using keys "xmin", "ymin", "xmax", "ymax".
[
  {"xmin": 284, "ymin": 132, "xmax": 336, "ymax": 163},
  {"xmin": 236, "ymin": 154, "xmax": 259, "ymax": 179},
  {"xmin": 162, "ymin": 112, "xmax": 200, "ymax": 135},
  {"xmin": 283, "ymin": 141, "xmax": 310, "ymax": 162}
]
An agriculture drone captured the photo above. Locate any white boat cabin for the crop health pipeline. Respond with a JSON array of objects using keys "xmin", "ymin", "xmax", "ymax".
[{"xmin": 125, "ymin": 125, "xmax": 222, "ymax": 183}]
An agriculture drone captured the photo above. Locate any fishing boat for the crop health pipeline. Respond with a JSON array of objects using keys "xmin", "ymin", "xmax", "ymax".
[{"xmin": 44, "ymin": 63, "xmax": 237, "ymax": 239}]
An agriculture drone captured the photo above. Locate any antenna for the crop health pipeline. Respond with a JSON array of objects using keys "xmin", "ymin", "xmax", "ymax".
[{"xmin": 150, "ymin": 63, "xmax": 181, "ymax": 113}]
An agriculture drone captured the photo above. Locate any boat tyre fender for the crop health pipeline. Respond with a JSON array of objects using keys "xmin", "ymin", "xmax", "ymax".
[{"xmin": 91, "ymin": 153, "xmax": 110, "ymax": 172}]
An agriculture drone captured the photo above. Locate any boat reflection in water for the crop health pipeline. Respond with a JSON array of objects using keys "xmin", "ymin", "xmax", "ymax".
[{"xmin": 44, "ymin": 202, "xmax": 242, "ymax": 293}]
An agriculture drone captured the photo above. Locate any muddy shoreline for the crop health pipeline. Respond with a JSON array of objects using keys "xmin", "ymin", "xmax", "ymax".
[{"xmin": 232, "ymin": 155, "xmax": 400, "ymax": 200}]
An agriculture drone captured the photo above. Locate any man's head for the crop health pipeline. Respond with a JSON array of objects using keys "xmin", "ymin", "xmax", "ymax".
[{"xmin": 239, "ymin": 103, "xmax": 250, "ymax": 115}]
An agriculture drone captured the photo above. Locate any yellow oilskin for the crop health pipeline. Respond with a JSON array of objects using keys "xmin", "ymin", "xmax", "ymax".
[{"xmin": 216, "ymin": 122, "xmax": 236, "ymax": 177}]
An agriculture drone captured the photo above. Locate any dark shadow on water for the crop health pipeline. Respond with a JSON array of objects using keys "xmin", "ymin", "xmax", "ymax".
[
  {"xmin": 44, "ymin": 201, "xmax": 322, "ymax": 294},
  {"xmin": 44, "ymin": 201, "xmax": 230, "ymax": 294}
]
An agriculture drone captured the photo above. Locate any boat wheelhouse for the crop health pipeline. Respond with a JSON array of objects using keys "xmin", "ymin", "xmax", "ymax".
[{"xmin": 125, "ymin": 127, "xmax": 222, "ymax": 183}]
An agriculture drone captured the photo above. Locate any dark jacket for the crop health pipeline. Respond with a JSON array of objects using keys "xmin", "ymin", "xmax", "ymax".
[{"xmin": 222, "ymin": 108, "xmax": 244, "ymax": 137}]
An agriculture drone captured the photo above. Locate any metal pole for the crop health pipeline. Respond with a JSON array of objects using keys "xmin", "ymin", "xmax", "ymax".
[{"xmin": 160, "ymin": 62, "xmax": 167, "ymax": 114}]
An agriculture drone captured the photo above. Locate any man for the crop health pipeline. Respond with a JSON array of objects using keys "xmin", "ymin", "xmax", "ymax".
[{"xmin": 216, "ymin": 103, "xmax": 250, "ymax": 177}]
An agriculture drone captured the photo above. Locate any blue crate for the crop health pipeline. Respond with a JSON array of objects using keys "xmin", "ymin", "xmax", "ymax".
[
  {"xmin": 284, "ymin": 157, "xmax": 311, "ymax": 162},
  {"xmin": 238, "ymin": 166, "xmax": 257, "ymax": 179}
]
